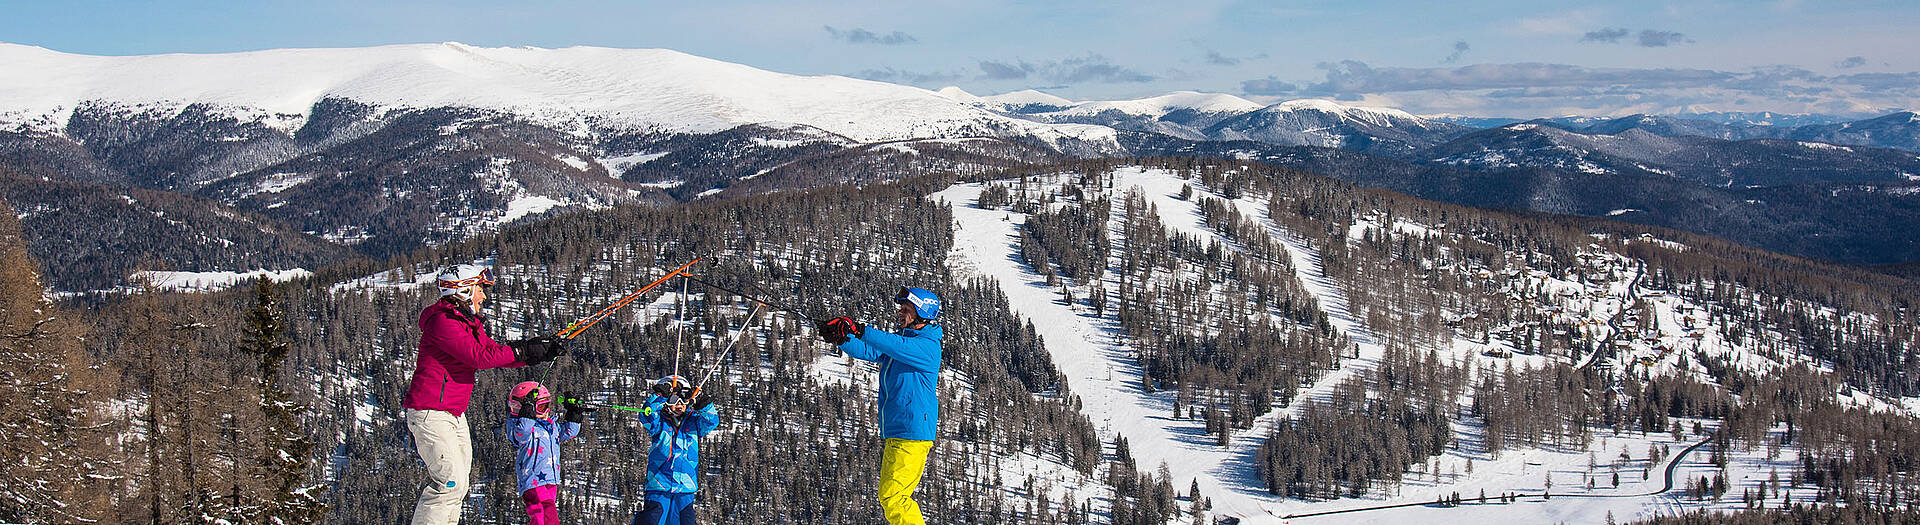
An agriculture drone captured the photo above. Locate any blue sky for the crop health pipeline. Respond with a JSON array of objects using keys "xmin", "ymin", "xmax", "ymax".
[{"xmin": 5, "ymin": 0, "xmax": 1917, "ymax": 117}]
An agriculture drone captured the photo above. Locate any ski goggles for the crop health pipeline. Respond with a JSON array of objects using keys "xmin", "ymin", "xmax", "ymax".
[{"xmin": 437, "ymin": 267, "xmax": 496, "ymax": 290}]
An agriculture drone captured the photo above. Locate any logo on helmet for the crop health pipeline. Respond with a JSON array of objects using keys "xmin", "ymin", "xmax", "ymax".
[{"xmin": 895, "ymin": 287, "xmax": 941, "ymax": 321}]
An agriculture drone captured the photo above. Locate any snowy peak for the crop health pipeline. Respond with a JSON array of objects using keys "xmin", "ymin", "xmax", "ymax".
[
  {"xmin": 1261, "ymin": 98, "xmax": 1429, "ymax": 127},
  {"xmin": 972, "ymin": 89, "xmax": 1076, "ymax": 114},
  {"xmin": 981, "ymin": 89, "xmax": 1075, "ymax": 107},
  {"xmin": 1422, "ymin": 117, "xmax": 1920, "ymax": 185},
  {"xmin": 1202, "ymin": 97, "xmax": 1470, "ymax": 156},
  {"xmin": 1048, "ymin": 91, "xmax": 1264, "ymax": 118},
  {"xmin": 933, "ymin": 86, "xmax": 986, "ymax": 105},
  {"xmin": 0, "ymin": 42, "xmax": 1117, "ymax": 147}
]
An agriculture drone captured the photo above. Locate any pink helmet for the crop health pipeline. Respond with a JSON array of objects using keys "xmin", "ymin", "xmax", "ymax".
[{"xmin": 508, "ymin": 381, "xmax": 552, "ymax": 418}]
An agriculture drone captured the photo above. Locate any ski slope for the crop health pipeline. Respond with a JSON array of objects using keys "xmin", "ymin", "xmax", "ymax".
[
  {"xmin": 935, "ymin": 167, "xmax": 1824, "ymax": 524},
  {"xmin": 934, "ymin": 178, "xmax": 1291, "ymax": 522},
  {"xmin": 934, "ymin": 167, "xmax": 1403, "ymax": 522}
]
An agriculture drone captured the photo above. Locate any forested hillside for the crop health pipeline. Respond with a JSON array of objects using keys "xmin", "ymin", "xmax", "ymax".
[{"xmin": 3, "ymin": 157, "xmax": 1919, "ymax": 523}]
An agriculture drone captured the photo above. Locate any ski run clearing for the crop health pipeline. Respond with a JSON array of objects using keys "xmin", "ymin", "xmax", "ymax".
[
  {"xmin": 131, "ymin": 268, "xmax": 313, "ymax": 292},
  {"xmin": 932, "ymin": 166, "xmax": 1837, "ymax": 524}
]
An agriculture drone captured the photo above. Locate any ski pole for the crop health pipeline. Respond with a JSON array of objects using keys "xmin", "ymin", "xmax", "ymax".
[
  {"xmin": 557, "ymin": 396, "xmax": 654, "ymax": 415},
  {"xmin": 556, "ymin": 257, "xmax": 704, "ymax": 340},
  {"xmin": 680, "ymin": 274, "xmax": 820, "ymax": 323},
  {"xmin": 680, "ymin": 272, "xmax": 853, "ymax": 356},
  {"xmin": 688, "ymin": 302, "xmax": 766, "ymax": 402},
  {"xmin": 540, "ymin": 257, "xmax": 701, "ymax": 384}
]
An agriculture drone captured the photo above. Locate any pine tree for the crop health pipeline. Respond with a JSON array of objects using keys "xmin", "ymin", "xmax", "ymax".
[{"xmin": 240, "ymin": 279, "xmax": 326, "ymax": 523}]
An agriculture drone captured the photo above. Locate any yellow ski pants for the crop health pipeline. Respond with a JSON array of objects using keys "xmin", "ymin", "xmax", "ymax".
[{"xmin": 878, "ymin": 438, "xmax": 933, "ymax": 525}]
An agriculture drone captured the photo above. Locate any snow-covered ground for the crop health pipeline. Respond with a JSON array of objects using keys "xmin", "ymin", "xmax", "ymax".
[
  {"xmin": 132, "ymin": 268, "xmax": 312, "ymax": 292},
  {"xmin": 937, "ymin": 175, "xmax": 1300, "ymax": 521},
  {"xmin": 933, "ymin": 167, "xmax": 1851, "ymax": 524}
]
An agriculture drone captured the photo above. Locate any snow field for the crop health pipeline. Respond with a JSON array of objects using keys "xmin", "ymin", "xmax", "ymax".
[{"xmin": 132, "ymin": 268, "xmax": 313, "ymax": 292}]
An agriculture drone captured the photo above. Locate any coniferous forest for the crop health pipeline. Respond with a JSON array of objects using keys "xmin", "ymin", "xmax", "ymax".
[{"xmin": 3, "ymin": 157, "xmax": 1920, "ymax": 523}]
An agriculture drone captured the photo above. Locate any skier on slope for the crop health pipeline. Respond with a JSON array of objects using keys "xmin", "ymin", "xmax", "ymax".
[
  {"xmin": 404, "ymin": 264, "xmax": 566, "ymax": 525},
  {"xmin": 817, "ymin": 287, "xmax": 944, "ymax": 525}
]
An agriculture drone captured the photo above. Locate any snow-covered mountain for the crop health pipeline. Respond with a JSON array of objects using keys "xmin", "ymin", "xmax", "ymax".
[
  {"xmin": 1022, "ymin": 91, "xmax": 1265, "ymax": 140},
  {"xmin": 958, "ymin": 88, "xmax": 1077, "ymax": 114},
  {"xmin": 954, "ymin": 88, "xmax": 1469, "ymax": 148},
  {"xmin": 1786, "ymin": 111, "xmax": 1920, "ymax": 153},
  {"xmin": 1203, "ymin": 99, "xmax": 1473, "ymax": 156},
  {"xmin": 4, "ymin": 40, "xmax": 1917, "ymax": 290},
  {"xmin": 1422, "ymin": 122, "xmax": 1920, "ymax": 186},
  {"xmin": 0, "ymin": 42, "xmax": 1130, "ymax": 287},
  {"xmin": 1568, "ymin": 114, "xmax": 1776, "ymax": 141},
  {"xmin": 1529, "ymin": 112, "xmax": 1920, "ymax": 154},
  {"xmin": 0, "ymin": 42, "xmax": 1116, "ymax": 149}
]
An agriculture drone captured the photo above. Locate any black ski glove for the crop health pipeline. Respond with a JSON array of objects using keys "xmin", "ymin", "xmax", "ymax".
[
  {"xmin": 814, "ymin": 319, "xmax": 845, "ymax": 344},
  {"xmin": 690, "ymin": 392, "xmax": 712, "ymax": 412},
  {"xmin": 816, "ymin": 316, "xmax": 860, "ymax": 345},
  {"xmin": 562, "ymin": 393, "xmax": 594, "ymax": 423},
  {"xmin": 515, "ymin": 394, "xmax": 540, "ymax": 419},
  {"xmin": 509, "ymin": 336, "xmax": 562, "ymax": 366},
  {"xmin": 831, "ymin": 317, "xmax": 864, "ymax": 338}
]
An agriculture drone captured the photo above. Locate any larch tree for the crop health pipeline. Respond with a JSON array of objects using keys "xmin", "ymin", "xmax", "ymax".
[{"xmin": 0, "ymin": 200, "xmax": 116, "ymax": 523}]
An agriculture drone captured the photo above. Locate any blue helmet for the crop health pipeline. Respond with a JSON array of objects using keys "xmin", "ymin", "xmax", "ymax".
[{"xmin": 895, "ymin": 287, "xmax": 941, "ymax": 321}]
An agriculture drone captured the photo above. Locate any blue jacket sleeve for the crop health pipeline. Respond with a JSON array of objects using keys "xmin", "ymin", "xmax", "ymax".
[
  {"xmin": 638, "ymin": 395, "xmax": 667, "ymax": 434},
  {"xmin": 508, "ymin": 417, "xmax": 536, "ymax": 448},
  {"xmin": 839, "ymin": 328, "xmax": 941, "ymax": 372},
  {"xmin": 839, "ymin": 336, "xmax": 882, "ymax": 362},
  {"xmin": 689, "ymin": 404, "xmax": 719, "ymax": 437},
  {"xmin": 557, "ymin": 421, "xmax": 581, "ymax": 442}
]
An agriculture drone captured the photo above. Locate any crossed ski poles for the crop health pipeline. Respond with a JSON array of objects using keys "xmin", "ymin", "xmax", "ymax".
[
  {"xmin": 677, "ymin": 273, "xmax": 859, "ymax": 356},
  {"xmin": 532, "ymin": 256, "xmax": 848, "ymax": 409},
  {"xmin": 557, "ymin": 301, "xmax": 764, "ymax": 416},
  {"xmin": 538, "ymin": 257, "xmax": 703, "ymax": 384}
]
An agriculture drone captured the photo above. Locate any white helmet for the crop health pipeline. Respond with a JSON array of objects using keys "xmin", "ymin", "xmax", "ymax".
[{"xmin": 436, "ymin": 264, "xmax": 495, "ymax": 301}]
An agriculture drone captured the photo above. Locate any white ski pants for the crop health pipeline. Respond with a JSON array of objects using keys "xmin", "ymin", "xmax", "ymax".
[{"xmin": 408, "ymin": 408, "xmax": 472, "ymax": 525}]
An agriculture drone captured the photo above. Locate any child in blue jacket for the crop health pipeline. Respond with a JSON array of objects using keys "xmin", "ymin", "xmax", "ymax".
[
  {"xmin": 632, "ymin": 375, "xmax": 718, "ymax": 525},
  {"xmin": 507, "ymin": 381, "xmax": 592, "ymax": 525}
]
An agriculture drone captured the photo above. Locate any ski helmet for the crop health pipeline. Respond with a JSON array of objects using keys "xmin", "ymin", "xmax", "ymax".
[
  {"xmin": 508, "ymin": 381, "xmax": 552, "ymax": 418},
  {"xmin": 652, "ymin": 375, "xmax": 692, "ymax": 398},
  {"xmin": 436, "ymin": 264, "xmax": 496, "ymax": 302},
  {"xmin": 895, "ymin": 287, "xmax": 941, "ymax": 321}
]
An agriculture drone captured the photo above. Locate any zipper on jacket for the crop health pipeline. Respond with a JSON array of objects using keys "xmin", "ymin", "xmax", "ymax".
[
  {"xmin": 879, "ymin": 359, "xmax": 891, "ymax": 428},
  {"xmin": 439, "ymin": 376, "xmax": 448, "ymax": 403}
]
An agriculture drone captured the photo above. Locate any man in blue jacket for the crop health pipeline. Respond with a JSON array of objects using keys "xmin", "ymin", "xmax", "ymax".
[{"xmin": 818, "ymin": 287, "xmax": 943, "ymax": 525}]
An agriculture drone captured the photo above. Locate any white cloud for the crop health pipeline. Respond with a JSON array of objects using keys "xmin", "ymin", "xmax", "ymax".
[{"xmin": 1513, "ymin": 9, "xmax": 1602, "ymax": 35}]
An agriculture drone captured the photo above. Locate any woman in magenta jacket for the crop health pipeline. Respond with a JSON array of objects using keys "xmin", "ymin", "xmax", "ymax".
[{"xmin": 404, "ymin": 264, "xmax": 563, "ymax": 525}]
